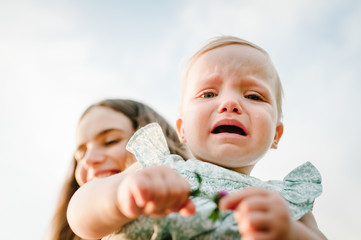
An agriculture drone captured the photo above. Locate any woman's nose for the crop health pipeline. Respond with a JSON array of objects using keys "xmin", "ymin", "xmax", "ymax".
[
  {"xmin": 218, "ymin": 94, "xmax": 242, "ymax": 114},
  {"xmin": 83, "ymin": 146, "xmax": 106, "ymax": 166}
]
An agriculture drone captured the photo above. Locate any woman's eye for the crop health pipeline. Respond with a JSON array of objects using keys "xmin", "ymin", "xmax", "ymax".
[
  {"xmin": 104, "ymin": 139, "xmax": 120, "ymax": 146},
  {"xmin": 201, "ymin": 92, "xmax": 216, "ymax": 98},
  {"xmin": 246, "ymin": 94, "xmax": 263, "ymax": 101}
]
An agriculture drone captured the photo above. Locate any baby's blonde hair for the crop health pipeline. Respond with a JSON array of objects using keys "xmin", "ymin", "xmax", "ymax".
[{"xmin": 182, "ymin": 35, "xmax": 284, "ymax": 123}]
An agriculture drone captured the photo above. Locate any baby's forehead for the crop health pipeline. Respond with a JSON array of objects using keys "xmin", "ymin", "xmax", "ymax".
[
  {"xmin": 188, "ymin": 44, "xmax": 277, "ymax": 81},
  {"xmin": 199, "ymin": 44, "xmax": 269, "ymax": 66}
]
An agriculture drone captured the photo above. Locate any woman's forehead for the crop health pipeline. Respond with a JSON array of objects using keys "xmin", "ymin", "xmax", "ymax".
[{"xmin": 76, "ymin": 106, "xmax": 133, "ymax": 144}]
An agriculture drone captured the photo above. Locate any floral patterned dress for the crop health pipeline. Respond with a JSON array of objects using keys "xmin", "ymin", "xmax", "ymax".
[{"xmin": 103, "ymin": 123, "xmax": 322, "ymax": 240}]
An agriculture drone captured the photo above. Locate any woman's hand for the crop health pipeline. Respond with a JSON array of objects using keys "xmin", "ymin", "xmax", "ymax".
[{"xmin": 116, "ymin": 165, "xmax": 196, "ymax": 219}]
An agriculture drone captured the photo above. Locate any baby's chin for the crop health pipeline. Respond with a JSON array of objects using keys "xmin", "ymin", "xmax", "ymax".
[{"xmin": 201, "ymin": 157, "xmax": 258, "ymax": 175}]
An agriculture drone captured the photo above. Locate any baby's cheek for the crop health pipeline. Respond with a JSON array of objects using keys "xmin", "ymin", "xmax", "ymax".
[{"xmin": 257, "ymin": 116, "xmax": 276, "ymax": 143}]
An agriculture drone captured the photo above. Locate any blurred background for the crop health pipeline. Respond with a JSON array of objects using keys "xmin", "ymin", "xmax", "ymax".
[{"xmin": 1, "ymin": 0, "xmax": 360, "ymax": 239}]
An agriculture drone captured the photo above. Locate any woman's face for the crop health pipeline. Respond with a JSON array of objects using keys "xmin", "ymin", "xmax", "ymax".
[{"xmin": 74, "ymin": 106, "xmax": 136, "ymax": 186}]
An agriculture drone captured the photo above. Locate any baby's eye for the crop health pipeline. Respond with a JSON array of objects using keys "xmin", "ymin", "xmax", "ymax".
[
  {"xmin": 201, "ymin": 91, "xmax": 216, "ymax": 98},
  {"xmin": 246, "ymin": 94, "xmax": 264, "ymax": 101}
]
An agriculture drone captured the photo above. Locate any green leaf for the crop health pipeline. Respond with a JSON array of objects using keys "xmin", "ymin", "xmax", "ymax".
[
  {"xmin": 189, "ymin": 172, "xmax": 202, "ymax": 197},
  {"xmin": 194, "ymin": 172, "xmax": 202, "ymax": 185},
  {"xmin": 188, "ymin": 172, "xmax": 228, "ymax": 223},
  {"xmin": 190, "ymin": 188, "xmax": 201, "ymax": 197},
  {"xmin": 208, "ymin": 208, "xmax": 220, "ymax": 223}
]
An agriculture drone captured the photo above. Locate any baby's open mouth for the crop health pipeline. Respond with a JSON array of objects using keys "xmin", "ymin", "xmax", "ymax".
[{"xmin": 211, "ymin": 125, "xmax": 247, "ymax": 136}]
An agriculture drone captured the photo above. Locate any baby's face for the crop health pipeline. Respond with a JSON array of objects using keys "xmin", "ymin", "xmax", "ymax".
[{"xmin": 177, "ymin": 44, "xmax": 283, "ymax": 174}]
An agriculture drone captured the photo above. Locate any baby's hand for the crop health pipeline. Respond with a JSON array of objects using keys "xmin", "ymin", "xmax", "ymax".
[
  {"xmin": 219, "ymin": 187, "xmax": 294, "ymax": 240},
  {"xmin": 116, "ymin": 165, "xmax": 195, "ymax": 219}
]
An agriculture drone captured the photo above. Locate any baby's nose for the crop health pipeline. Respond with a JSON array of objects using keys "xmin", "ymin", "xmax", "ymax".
[{"xmin": 218, "ymin": 97, "xmax": 242, "ymax": 114}]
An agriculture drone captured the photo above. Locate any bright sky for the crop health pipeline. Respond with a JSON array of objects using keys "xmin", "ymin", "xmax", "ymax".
[{"xmin": 1, "ymin": 0, "xmax": 360, "ymax": 239}]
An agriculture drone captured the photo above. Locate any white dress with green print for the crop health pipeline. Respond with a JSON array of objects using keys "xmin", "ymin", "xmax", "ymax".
[{"xmin": 102, "ymin": 123, "xmax": 322, "ymax": 240}]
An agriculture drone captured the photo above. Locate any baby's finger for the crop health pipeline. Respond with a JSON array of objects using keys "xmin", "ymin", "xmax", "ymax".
[
  {"xmin": 119, "ymin": 193, "xmax": 143, "ymax": 219},
  {"xmin": 241, "ymin": 232, "xmax": 270, "ymax": 240},
  {"xmin": 149, "ymin": 169, "xmax": 189, "ymax": 213},
  {"xmin": 241, "ymin": 195, "xmax": 270, "ymax": 213},
  {"xmin": 142, "ymin": 177, "xmax": 167, "ymax": 215},
  {"xmin": 219, "ymin": 187, "xmax": 268, "ymax": 210},
  {"xmin": 165, "ymin": 179, "xmax": 191, "ymax": 211},
  {"xmin": 237, "ymin": 209, "xmax": 270, "ymax": 232},
  {"xmin": 178, "ymin": 199, "xmax": 196, "ymax": 217},
  {"xmin": 129, "ymin": 176, "xmax": 153, "ymax": 208},
  {"xmin": 143, "ymin": 201, "xmax": 158, "ymax": 215}
]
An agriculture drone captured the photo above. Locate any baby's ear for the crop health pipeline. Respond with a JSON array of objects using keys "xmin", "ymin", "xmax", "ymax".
[
  {"xmin": 271, "ymin": 123, "xmax": 284, "ymax": 149},
  {"xmin": 176, "ymin": 116, "xmax": 186, "ymax": 143}
]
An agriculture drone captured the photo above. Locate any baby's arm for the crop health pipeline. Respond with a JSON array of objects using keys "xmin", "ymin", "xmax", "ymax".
[
  {"xmin": 219, "ymin": 187, "xmax": 327, "ymax": 240},
  {"xmin": 67, "ymin": 163, "xmax": 195, "ymax": 239}
]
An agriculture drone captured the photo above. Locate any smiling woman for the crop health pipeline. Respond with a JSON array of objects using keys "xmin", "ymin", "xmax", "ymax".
[{"xmin": 47, "ymin": 98, "xmax": 189, "ymax": 240}]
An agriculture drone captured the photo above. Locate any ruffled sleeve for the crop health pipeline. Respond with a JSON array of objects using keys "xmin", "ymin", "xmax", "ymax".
[
  {"xmin": 268, "ymin": 162, "xmax": 322, "ymax": 220},
  {"xmin": 126, "ymin": 123, "xmax": 170, "ymax": 167}
]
